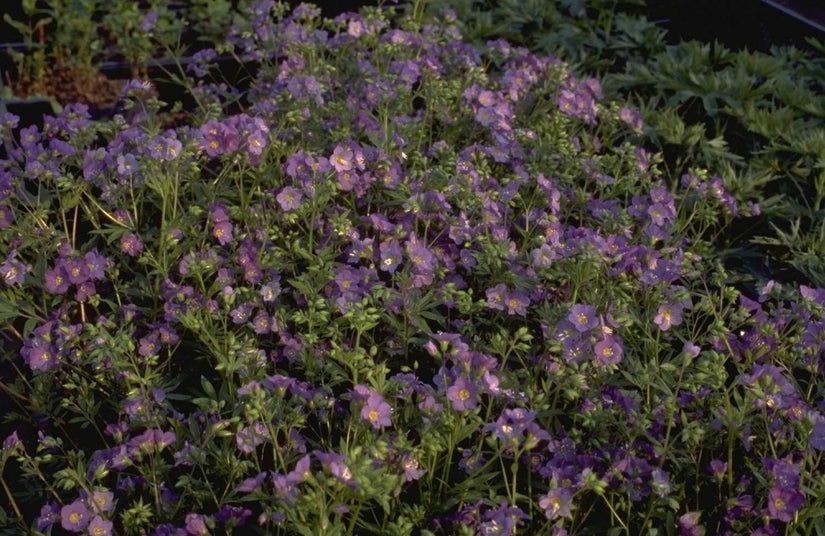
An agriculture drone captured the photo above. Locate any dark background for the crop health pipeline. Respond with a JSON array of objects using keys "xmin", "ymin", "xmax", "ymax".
[{"xmin": 2, "ymin": 0, "xmax": 824, "ymax": 52}]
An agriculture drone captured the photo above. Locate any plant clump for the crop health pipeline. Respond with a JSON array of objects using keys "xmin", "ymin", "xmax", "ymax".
[{"xmin": 0, "ymin": 2, "xmax": 824, "ymax": 536}]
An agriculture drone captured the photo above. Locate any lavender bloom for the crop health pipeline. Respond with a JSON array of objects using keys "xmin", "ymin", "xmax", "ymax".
[
  {"xmin": 120, "ymin": 233, "xmax": 144, "ymax": 257},
  {"xmin": 90, "ymin": 490, "xmax": 114, "ymax": 513},
  {"xmin": 276, "ymin": 186, "xmax": 303, "ymax": 211},
  {"xmin": 708, "ymin": 459, "xmax": 728, "ymax": 482},
  {"xmin": 483, "ymin": 408, "xmax": 535, "ymax": 443},
  {"xmin": 486, "ymin": 283, "xmax": 508, "ymax": 311},
  {"xmin": 230, "ymin": 304, "xmax": 254, "ymax": 325},
  {"xmin": 22, "ymin": 337, "xmax": 58, "ymax": 372},
  {"xmin": 767, "ymin": 486, "xmax": 805, "ymax": 522},
  {"xmin": 149, "ymin": 131, "xmax": 183, "ymax": 161},
  {"xmin": 138, "ymin": 333, "xmax": 160, "ymax": 357},
  {"xmin": 568, "ymin": 303, "xmax": 598, "ymax": 332},
  {"xmin": 594, "ymin": 335, "xmax": 623, "ymax": 366},
  {"xmin": 539, "ymin": 487, "xmax": 573, "ymax": 520},
  {"xmin": 446, "ymin": 376, "xmax": 478, "ymax": 411},
  {"xmin": 36, "ymin": 502, "xmax": 60, "ymax": 531},
  {"xmin": 127, "ymin": 429, "xmax": 176, "ymax": 456},
  {"xmin": 185, "ymin": 513, "xmax": 209, "ymax": 535},
  {"xmin": 87, "ymin": 515, "xmax": 113, "ymax": 536},
  {"xmin": 654, "ymin": 303, "xmax": 684, "ymax": 331},
  {"xmin": 770, "ymin": 458, "xmax": 800, "ymax": 489},
  {"xmin": 252, "ymin": 310, "xmax": 274, "ymax": 334},
  {"xmin": 618, "ymin": 106, "xmax": 643, "ymax": 132},
  {"xmin": 83, "ymin": 250, "xmax": 108, "ymax": 280},
  {"xmin": 236, "ymin": 422, "xmax": 269, "ymax": 454},
  {"xmin": 504, "ymin": 290, "xmax": 530, "ymax": 316},
  {"xmin": 116, "ymin": 153, "xmax": 139, "ymax": 178},
  {"xmin": 214, "ymin": 504, "xmax": 253, "ymax": 527},
  {"xmin": 360, "ymin": 392, "xmax": 392, "ymax": 429},
  {"xmin": 212, "ymin": 220, "xmax": 234, "ymax": 246},
  {"xmin": 314, "ymin": 451, "xmax": 357, "ymax": 488},
  {"xmin": 0, "ymin": 251, "xmax": 27, "ymax": 286},
  {"xmin": 236, "ymin": 472, "xmax": 267, "ymax": 493},
  {"xmin": 2, "ymin": 431, "xmax": 19, "ymax": 449},
  {"xmin": 199, "ymin": 119, "xmax": 239, "ymax": 157},
  {"xmin": 400, "ymin": 453, "xmax": 424, "ymax": 482},
  {"xmin": 678, "ymin": 512, "xmax": 704, "ymax": 536},
  {"xmin": 650, "ymin": 468, "xmax": 672, "ymax": 498},
  {"xmin": 44, "ymin": 265, "xmax": 70, "ymax": 294},
  {"xmin": 330, "ymin": 144, "xmax": 354, "ymax": 172},
  {"xmin": 379, "ymin": 238, "xmax": 403, "ymax": 273},
  {"xmin": 61, "ymin": 500, "xmax": 92, "ymax": 532}
]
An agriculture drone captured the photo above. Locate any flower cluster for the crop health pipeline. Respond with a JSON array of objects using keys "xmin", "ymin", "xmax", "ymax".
[{"xmin": 0, "ymin": 2, "xmax": 822, "ymax": 536}]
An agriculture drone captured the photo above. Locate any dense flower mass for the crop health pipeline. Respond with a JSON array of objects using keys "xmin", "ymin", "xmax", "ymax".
[{"xmin": 0, "ymin": 2, "xmax": 823, "ymax": 536}]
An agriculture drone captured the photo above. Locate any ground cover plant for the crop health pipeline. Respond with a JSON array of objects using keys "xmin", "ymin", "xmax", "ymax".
[
  {"xmin": 429, "ymin": 0, "xmax": 825, "ymax": 292},
  {"xmin": 2, "ymin": 1, "xmax": 825, "ymax": 535}
]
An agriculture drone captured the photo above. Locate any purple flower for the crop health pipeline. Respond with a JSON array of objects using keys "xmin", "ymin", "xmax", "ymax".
[
  {"xmin": 236, "ymin": 422, "xmax": 269, "ymax": 454},
  {"xmin": 90, "ymin": 490, "xmax": 114, "ymax": 513},
  {"xmin": 83, "ymin": 250, "xmax": 108, "ymax": 280},
  {"xmin": 185, "ymin": 513, "xmax": 208, "ymax": 535},
  {"xmin": 677, "ymin": 512, "xmax": 704, "ymax": 536},
  {"xmin": 770, "ymin": 458, "xmax": 800, "ymax": 489},
  {"xmin": 261, "ymin": 279, "xmax": 282, "ymax": 302},
  {"xmin": 650, "ymin": 468, "xmax": 672, "ymax": 498},
  {"xmin": 44, "ymin": 266, "xmax": 70, "ymax": 294},
  {"xmin": 61, "ymin": 500, "xmax": 92, "ymax": 532},
  {"xmin": 212, "ymin": 220, "xmax": 234, "ymax": 246},
  {"xmin": 314, "ymin": 451, "xmax": 357, "ymax": 488},
  {"xmin": 199, "ymin": 120, "xmax": 239, "ymax": 157},
  {"xmin": 149, "ymin": 132, "xmax": 183, "ymax": 161},
  {"xmin": 214, "ymin": 504, "xmax": 253, "ymax": 527},
  {"xmin": 568, "ymin": 303, "xmax": 598, "ymax": 332},
  {"xmin": 276, "ymin": 186, "xmax": 303, "ymax": 211},
  {"xmin": 400, "ymin": 453, "xmax": 424, "ymax": 482},
  {"xmin": 87, "ymin": 515, "xmax": 113, "ymax": 536},
  {"xmin": 120, "ymin": 233, "xmax": 143, "ymax": 257},
  {"xmin": 360, "ymin": 391, "xmax": 392, "ymax": 429},
  {"xmin": 138, "ymin": 333, "xmax": 160, "ymax": 357},
  {"xmin": 379, "ymin": 238, "xmax": 403, "ymax": 273},
  {"xmin": 594, "ymin": 334, "xmax": 623, "ymax": 365},
  {"xmin": 618, "ymin": 106, "xmax": 643, "ymax": 132},
  {"xmin": 230, "ymin": 304, "xmax": 254, "ymax": 324},
  {"xmin": 654, "ymin": 303, "xmax": 684, "ymax": 331},
  {"xmin": 116, "ymin": 154, "xmax": 139, "ymax": 178},
  {"xmin": 708, "ymin": 459, "xmax": 727, "ymax": 482},
  {"xmin": 504, "ymin": 290, "xmax": 530, "ymax": 316},
  {"xmin": 252, "ymin": 310, "xmax": 273, "ymax": 334},
  {"xmin": 127, "ymin": 429, "xmax": 176, "ymax": 456},
  {"xmin": 2, "ymin": 431, "xmax": 19, "ymax": 449},
  {"xmin": 767, "ymin": 486, "xmax": 805, "ymax": 522},
  {"xmin": 36, "ymin": 502, "xmax": 60, "ymax": 531},
  {"xmin": 1, "ymin": 251, "xmax": 27, "ymax": 286},
  {"xmin": 242, "ymin": 117, "xmax": 269, "ymax": 158},
  {"xmin": 486, "ymin": 283, "xmax": 508, "ymax": 311},
  {"xmin": 23, "ymin": 339, "xmax": 58, "ymax": 372},
  {"xmin": 483, "ymin": 408, "xmax": 535, "ymax": 442},
  {"xmin": 236, "ymin": 472, "xmax": 267, "ymax": 493},
  {"xmin": 331, "ymin": 144, "xmax": 354, "ymax": 172},
  {"xmin": 446, "ymin": 376, "xmax": 478, "ymax": 411},
  {"xmin": 539, "ymin": 487, "xmax": 573, "ymax": 520}
]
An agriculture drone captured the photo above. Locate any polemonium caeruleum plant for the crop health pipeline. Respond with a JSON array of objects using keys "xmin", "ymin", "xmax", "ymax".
[{"xmin": 2, "ymin": 2, "xmax": 825, "ymax": 535}]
